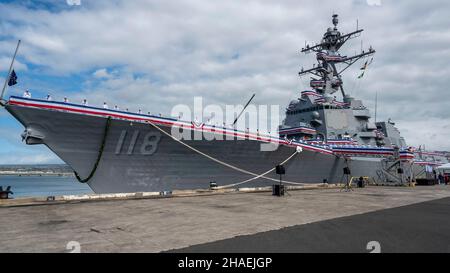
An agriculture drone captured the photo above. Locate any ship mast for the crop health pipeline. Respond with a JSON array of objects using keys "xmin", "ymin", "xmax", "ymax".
[{"xmin": 299, "ymin": 14, "xmax": 375, "ymax": 99}]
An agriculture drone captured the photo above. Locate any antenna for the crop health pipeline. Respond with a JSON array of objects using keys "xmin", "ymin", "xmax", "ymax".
[
  {"xmin": 375, "ymin": 90, "xmax": 378, "ymax": 123},
  {"xmin": 298, "ymin": 15, "xmax": 375, "ymax": 104},
  {"xmin": 332, "ymin": 14, "xmax": 339, "ymax": 28},
  {"xmin": 233, "ymin": 93, "xmax": 256, "ymax": 126}
]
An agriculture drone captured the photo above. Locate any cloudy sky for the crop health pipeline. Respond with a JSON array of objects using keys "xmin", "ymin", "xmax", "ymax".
[{"xmin": 0, "ymin": 0, "xmax": 449, "ymax": 164}]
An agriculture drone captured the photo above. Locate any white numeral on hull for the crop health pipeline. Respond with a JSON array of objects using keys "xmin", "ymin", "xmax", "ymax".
[{"xmin": 115, "ymin": 130, "xmax": 161, "ymax": 156}]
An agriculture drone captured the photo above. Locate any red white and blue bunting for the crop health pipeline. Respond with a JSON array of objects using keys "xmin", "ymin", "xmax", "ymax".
[
  {"xmin": 279, "ymin": 126, "xmax": 317, "ymax": 136},
  {"xmin": 301, "ymin": 91, "xmax": 349, "ymax": 107},
  {"xmin": 9, "ymin": 96, "xmax": 443, "ymax": 162}
]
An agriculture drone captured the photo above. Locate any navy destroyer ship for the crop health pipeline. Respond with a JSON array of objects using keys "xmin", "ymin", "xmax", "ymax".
[{"xmin": 1, "ymin": 15, "xmax": 447, "ymax": 193}]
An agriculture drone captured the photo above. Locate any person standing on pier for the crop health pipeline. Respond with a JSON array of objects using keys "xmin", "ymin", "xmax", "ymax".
[{"xmin": 438, "ymin": 173, "xmax": 444, "ymax": 185}]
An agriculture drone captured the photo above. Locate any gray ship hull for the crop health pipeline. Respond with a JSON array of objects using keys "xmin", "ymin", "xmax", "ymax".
[{"xmin": 5, "ymin": 102, "xmax": 388, "ymax": 193}]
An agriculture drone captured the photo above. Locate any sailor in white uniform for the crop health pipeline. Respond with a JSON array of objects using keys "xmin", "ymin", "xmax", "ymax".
[
  {"xmin": 63, "ymin": 97, "xmax": 69, "ymax": 103},
  {"xmin": 22, "ymin": 89, "xmax": 31, "ymax": 98},
  {"xmin": 114, "ymin": 105, "xmax": 119, "ymax": 110},
  {"xmin": 103, "ymin": 102, "xmax": 109, "ymax": 109},
  {"xmin": 82, "ymin": 99, "xmax": 88, "ymax": 106},
  {"xmin": 46, "ymin": 94, "xmax": 52, "ymax": 101}
]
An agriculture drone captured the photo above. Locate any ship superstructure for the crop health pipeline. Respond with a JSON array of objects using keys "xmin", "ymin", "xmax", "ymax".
[{"xmin": 280, "ymin": 14, "xmax": 405, "ymax": 148}]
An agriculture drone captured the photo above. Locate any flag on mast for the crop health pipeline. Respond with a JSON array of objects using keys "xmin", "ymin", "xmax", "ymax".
[
  {"xmin": 360, "ymin": 60, "xmax": 368, "ymax": 70},
  {"xmin": 357, "ymin": 57, "xmax": 373, "ymax": 79},
  {"xmin": 8, "ymin": 70, "xmax": 17, "ymax": 86}
]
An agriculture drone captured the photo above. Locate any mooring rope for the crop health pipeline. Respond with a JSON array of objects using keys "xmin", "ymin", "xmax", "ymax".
[
  {"xmin": 146, "ymin": 120, "xmax": 309, "ymax": 188},
  {"xmin": 74, "ymin": 116, "xmax": 112, "ymax": 183},
  {"xmin": 215, "ymin": 151, "xmax": 299, "ymax": 189}
]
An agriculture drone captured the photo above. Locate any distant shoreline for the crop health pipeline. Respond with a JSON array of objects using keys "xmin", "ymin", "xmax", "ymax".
[{"xmin": 0, "ymin": 164, "xmax": 74, "ymax": 177}]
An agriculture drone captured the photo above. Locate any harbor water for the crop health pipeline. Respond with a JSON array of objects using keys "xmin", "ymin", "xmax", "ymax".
[{"xmin": 0, "ymin": 175, "xmax": 93, "ymax": 198}]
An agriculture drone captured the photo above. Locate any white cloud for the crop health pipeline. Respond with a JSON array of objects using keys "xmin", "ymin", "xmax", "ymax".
[
  {"xmin": 397, "ymin": 118, "xmax": 450, "ymax": 151},
  {"xmin": 92, "ymin": 68, "xmax": 111, "ymax": 79},
  {"xmin": 0, "ymin": 58, "xmax": 27, "ymax": 72},
  {"xmin": 366, "ymin": 0, "xmax": 382, "ymax": 7},
  {"xmin": 67, "ymin": 0, "xmax": 82, "ymax": 6}
]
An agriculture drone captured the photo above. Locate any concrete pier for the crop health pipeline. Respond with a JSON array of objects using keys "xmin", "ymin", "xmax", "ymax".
[{"xmin": 1, "ymin": 186, "xmax": 450, "ymax": 252}]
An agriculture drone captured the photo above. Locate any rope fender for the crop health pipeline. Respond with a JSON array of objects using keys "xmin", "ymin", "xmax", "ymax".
[{"xmin": 74, "ymin": 116, "xmax": 112, "ymax": 183}]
